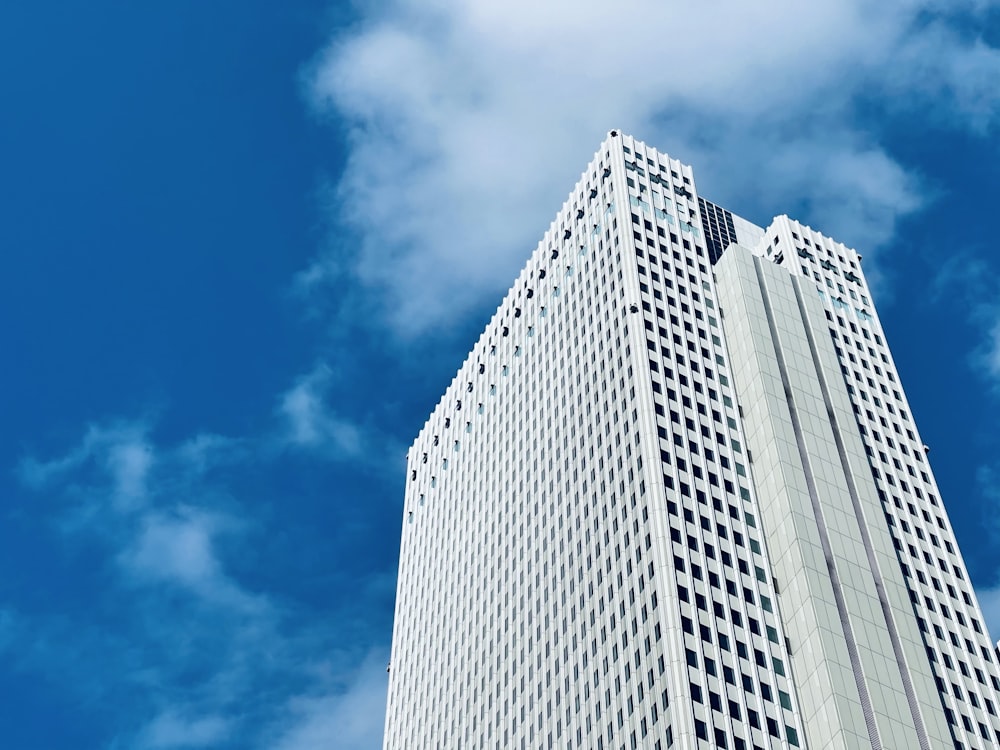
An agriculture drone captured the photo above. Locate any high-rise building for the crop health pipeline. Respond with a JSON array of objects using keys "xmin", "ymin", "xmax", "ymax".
[{"xmin": 384, "ymin": 132, "xmax": 1000, "ymax": 750}]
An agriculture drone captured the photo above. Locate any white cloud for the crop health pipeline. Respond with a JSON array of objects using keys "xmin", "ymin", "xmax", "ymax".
[
  {"xmin": 135, "ymin": 710, "xmax": 234, "ymax": 749},
  {"xmin": 980, "ymin": 317, "xmax": 1000, "ymax": 383},
  {"xmin": 277, "ymin": 365, "xmax": 368, "ymax": 458},
  {"xmin": 271, "ymin": 650, "xmax": 388, "ymax": 750},
  {"xmin": 175, "ymin": 433, "xmax": 246, "ymax": 477},
  {"xmin": 126, "ymin": 511, "xmax": 220, "ymax": 587},
  {"xmin": 305, "ymin": 0, "xmax": 1000, "ymax": 335},
  {"xmin": 118, "ymin": 508, "xmax": 263, "ymax": 613},
  {"xmin": 18, "ymin": 441, "xmax": 88, "ymax": 490},
  {"xmin": 17, "ymin": 420, "xmax": 264, "ymax": 615},
  {"xmin": 18, "ymin": 422, "xmax": 153, "ymax": 509},
  {"xmin": 0, "ymin": 609, "xmax": 16, "ymax": 654},
  {"xmin": 15, "ymin": 432, "xmax": 279, "ymax": 745},
  {"xmin": 16, "ymin": 418, "xmax": 396, "ymax": 750},
  {"xmin": 976, "ymin": 585, "xmax": 1000, "ymax": 644},
  {"xmin": 20, "ymin": 421, "xmax": 246, "ymax": 602},
  {"xmin": 106, "ymin": 436, "xmax": 154, "ymax": 508},
  {"xmin": 975, "ymin": 464, "xmax": 1000, "ymax": 641},
  {"xmin": 883, "ymin": 20, "xmax": 1000, "ymax": 132},
  {"xmin": 931, "ymin": 252, "xmax": 1000, "ymax": 389}
]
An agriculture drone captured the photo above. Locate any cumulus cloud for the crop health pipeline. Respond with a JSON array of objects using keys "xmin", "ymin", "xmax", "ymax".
[{"xmin": 303, "ymin": 0, "xmax": 1000, "ymax": 335}]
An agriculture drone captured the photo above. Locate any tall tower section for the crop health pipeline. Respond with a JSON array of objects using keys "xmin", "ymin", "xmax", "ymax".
[
  {"xmin": 385, "ymin": 132, "xmax": 802, "ymax": 750},
  {"xmin": 383, "ymin": 131, "xmax": 1000, "ymax": 750},
  {"xmin": 728, "ymin": 215, "xmax": 1000, "ymax": 749}
]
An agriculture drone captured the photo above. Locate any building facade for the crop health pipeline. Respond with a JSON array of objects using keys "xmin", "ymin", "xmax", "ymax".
[{"xmin": 383, "ymin": 132, "xmax": 1000, "ymax": 749}]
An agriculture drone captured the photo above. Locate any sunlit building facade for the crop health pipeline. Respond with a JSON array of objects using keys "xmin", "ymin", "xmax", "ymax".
[{"xmin": 384, "ymin": 132, "xmax": 1000, "ymax": 749}]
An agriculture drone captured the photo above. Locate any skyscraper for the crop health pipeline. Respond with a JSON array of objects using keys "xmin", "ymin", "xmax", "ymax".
[{"xmin": 384, "ymin": 132, "xmax": 1000, "ymax": 750}]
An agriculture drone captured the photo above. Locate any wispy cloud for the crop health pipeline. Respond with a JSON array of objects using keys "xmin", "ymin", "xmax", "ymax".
[
  {"xmin": 882, "ymin": 19, "xmax": 1000, "ymax": 133},
  {"xmin": 271, "ymin": 649, "xmax": 388, "ymax": 750},
  {"xmin": 932, "ymin": 251, "xmax": 1000, "ymax": 389},
  {"xmin": 0, "ymin": 608, "xmax": 16, "ymax": 653},
  {"xmin": 980, "ymin": 318, "xmax": 1000, "ymax": 383},
  {"xmin": 14, "ymin": 418, "xmax": 394, "ymax": 750},
  {"xmin": 118, "ymin": 507, "xmax": 266, "ymax": 615},
  {"xmin": 134, "ymin": 710, "xmax": 234, "ymax": 750},
  {"xmin": 175, "ymin": 433, "xmax": 249, "ymax": 477},
  {"xmin": 925, "ymin": 262, "xmax": 1000, "ymax": 640},
  {"xmin": 975, "ymin": 464, "xmax": 1000, "ymax": 640},
  {"xmin": 303, "ymin": 0, "xmax": 1000, "ymax": 336},
  {"xmin": 275, "ymin": 364, "xmax": 406, "ymax": 473},
  {"xmin": 278, "ymin": 365, "xmax": 365, "ymax": 456},
  {"xmin": 17, "ymin": 419, "xmax": 245, "ymax": 600},
  {"xmin": 18, "ymin": 421, "xmax": 153, "ymax": 508},
  {"xmin": 976, "ymin": 585, "xmax": 1000, "ymax": 643}
]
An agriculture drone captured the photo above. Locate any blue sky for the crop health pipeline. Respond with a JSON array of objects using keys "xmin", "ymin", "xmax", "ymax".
[{"xmin": 2, "ymin": 1, "xmax": 1000, "ymax": 748}]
